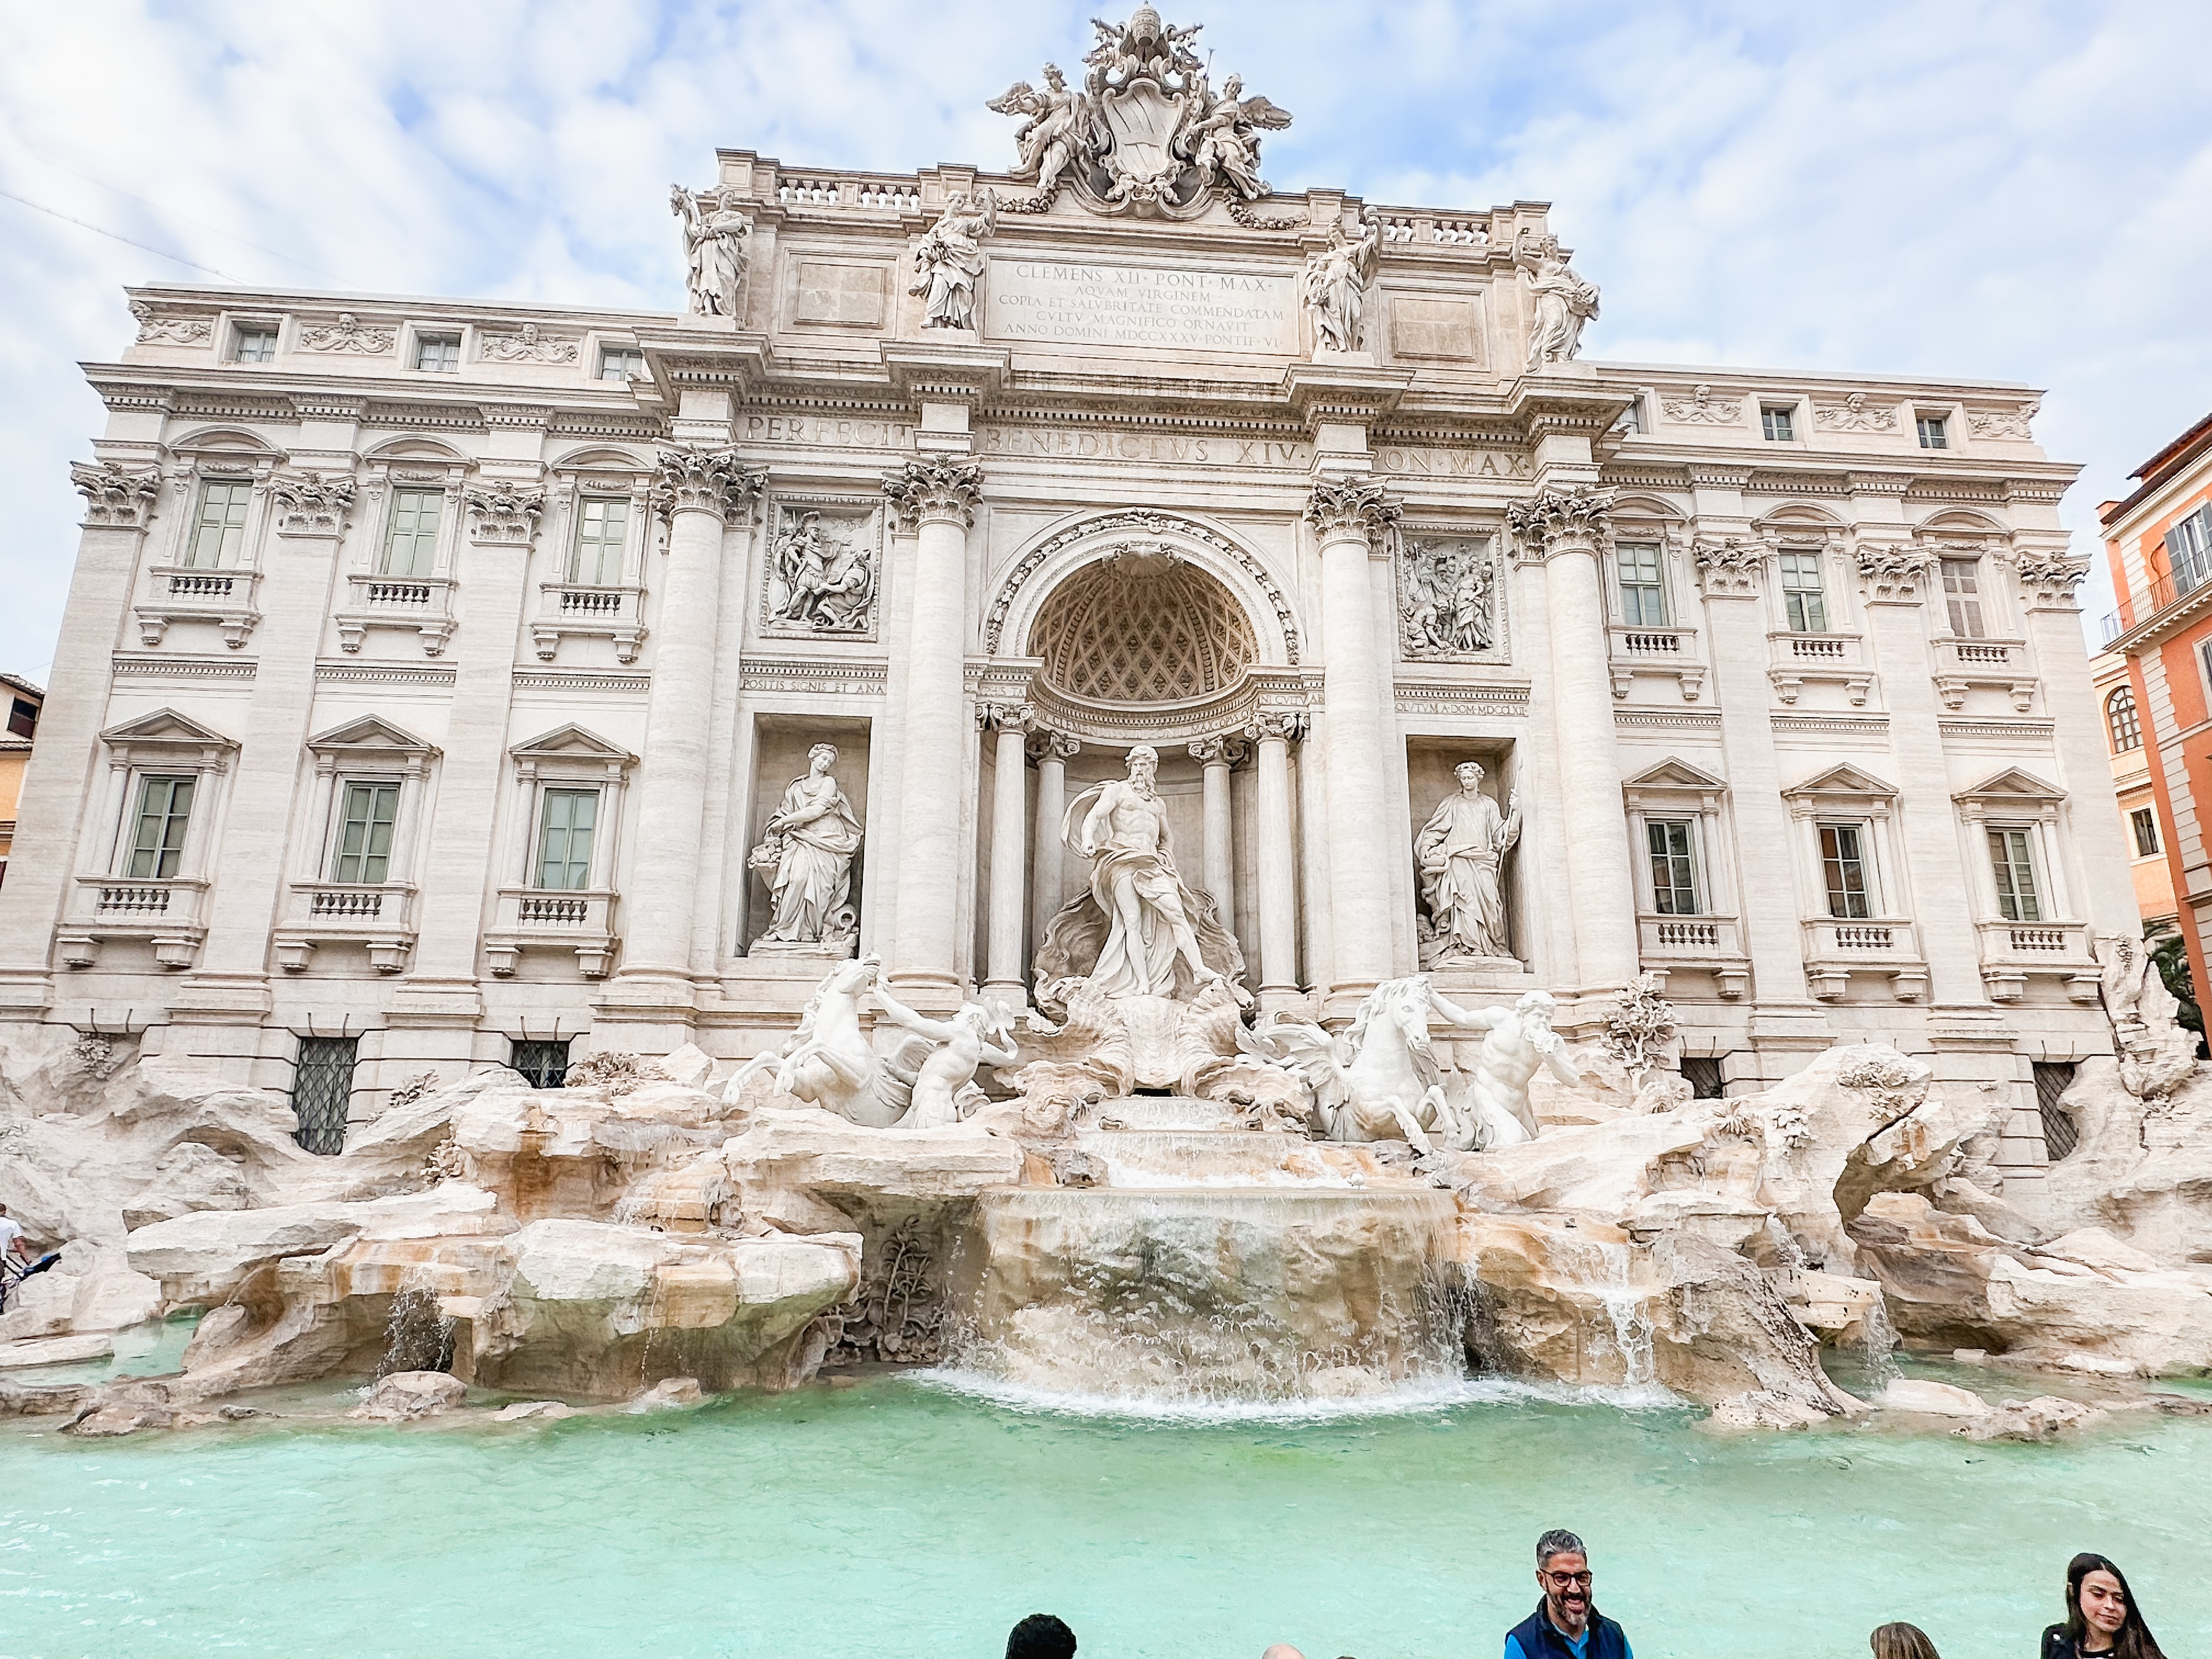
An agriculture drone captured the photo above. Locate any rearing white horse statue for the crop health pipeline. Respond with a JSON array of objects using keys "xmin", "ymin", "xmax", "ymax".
[
  {"xmin": 724, "ymin": 953, "xmax": 902, "ymax": 1127},
  {"xmin": 1252, "ymin": 975, "xmax": 1536, "ymax": 1154}
]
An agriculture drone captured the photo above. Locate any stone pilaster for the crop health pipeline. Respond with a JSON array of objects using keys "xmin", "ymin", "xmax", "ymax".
[
  {"xmin": 1028, "ymin": 729, "xmax": 1079, "ymax": 956},
  {"xmin": 613, "ymin": 445, "xmax": 763, "ymax": 984},
  {"xmin": 882, "ymin": 454, "xmax": 984, "ymax": 1001},
  {"xmin": 1305, "ymin": 475, "xmax": 1402, "ymax": 1002},
  {"xmin": 0, "ymin": 463, "xmax": 165, "ymax": 1015},
  {"xmin": 1188, "ymin": 734, "xmax": 1245, "ymax": 932},
  {"xmin": 1505, "ymin": 484, "xmax": 1641, "ymax": 994},
  {"xmin": 979, "ymin": 700, "xmax": 1033, "ymax": 1000}
]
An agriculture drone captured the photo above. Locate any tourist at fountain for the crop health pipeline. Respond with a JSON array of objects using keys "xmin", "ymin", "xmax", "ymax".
[
  {"xmin": 1869, "ymin": 1622, "xmax": 1942, "ymax": 1659},
  {"xmin": 2041, "ymin": 1554, "xmax": 2166, "ymax": 1659},
  {"xmin": 0, "ymin": 1204, "xmax": 29, "ymax": 1266},
  {"xmin": 1005, "ymin": 1612, "xmax": 1077, "ymax": 1659},
  {"xmin": 1502, "ymin": 1530, "xmax": 1631, "ymax": 1659}
]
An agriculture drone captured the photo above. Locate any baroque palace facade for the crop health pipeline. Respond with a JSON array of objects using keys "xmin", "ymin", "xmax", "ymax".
[{"xmin": 0, "ymin": 11, "xmax": 2129, "ymax": 1171}]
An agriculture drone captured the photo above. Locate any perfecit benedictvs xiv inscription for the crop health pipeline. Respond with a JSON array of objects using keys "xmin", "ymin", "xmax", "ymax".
[{"xmin": 987, "ymin": 259, "xmax": 1299, "ymax": 354}]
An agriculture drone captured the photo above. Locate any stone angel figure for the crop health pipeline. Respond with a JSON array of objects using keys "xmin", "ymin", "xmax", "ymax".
[
  {"xmin": 1514, "ymin": 226, "xmax": 1600, "ymax": 369},
  {"xmin": 1181, "ymin": 74, "xmax": 1293, "ymax": 200},
  {"xmin": 1300, "ymin": 214, "xmax": 1380, "ymax": 354},
  {"xmin": 749, "ymin": 744, "xmax": 863, "ymax": 948},
  {"xmin": 986, "ymin": 64, "xmax": 1099, "ymax": 199},
  {"xmin": 910, "ymin": 190, "xmax": 997, "ymax": 331},
  {"xmin": 671, "ymin": 184, "xmax": 751, "ymax": 319}
]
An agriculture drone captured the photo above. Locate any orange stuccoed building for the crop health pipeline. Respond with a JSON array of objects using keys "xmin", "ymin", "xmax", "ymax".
[{"xmin": 2100, "ymin": 408, "xmax": 2212, "ymax": 998}]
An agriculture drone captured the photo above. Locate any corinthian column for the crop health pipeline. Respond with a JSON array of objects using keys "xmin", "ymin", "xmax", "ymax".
[
  {"xmin": 1188, "ymin": 735, "xmax": 1243, "ymax": 927},
  {"xmin": 1029, "ymin": 729, "xmax": 1078, "ymax": 953},
  {"xmin": 980, "ymin": 702, "xmax": 1032, "ymax": 1001},
  {"xmin": 1306, "ymin": 476, "xmax": 1403, "ymax": 1002},
  {"xmin": 616, "ymin": 446, "xmax": 763, "ymax": 982},
  {"xmin": 1506, "ymin": 486, "xmax": 1640, "ymax": 990},
  {"xmin": 882, "ymin": 456, "xmax": 984, "ymax": 1001},
  {"xmin": 1247, "ymin": 711, "xmax": 1304, "ymax": 1003}
]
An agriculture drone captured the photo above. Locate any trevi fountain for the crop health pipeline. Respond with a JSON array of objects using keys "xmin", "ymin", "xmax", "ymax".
[{"xmin": 0, "ymin": 11, "xmax": 2207, "ymax": 1658}]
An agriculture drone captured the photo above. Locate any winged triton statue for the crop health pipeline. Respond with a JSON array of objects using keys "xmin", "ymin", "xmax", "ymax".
[{"xmin": 987, "ymin": 7, "xmax": 1293, "ymax": 217}]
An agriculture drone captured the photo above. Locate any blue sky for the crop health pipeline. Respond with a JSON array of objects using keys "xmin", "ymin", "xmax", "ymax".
[{"xmin": 2, "ymin": 0, "xmax": 2208, "ymax": 678}]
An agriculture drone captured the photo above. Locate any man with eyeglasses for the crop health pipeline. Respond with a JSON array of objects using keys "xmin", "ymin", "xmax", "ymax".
[{"xmin": 1504, "ymin": 1529, "xmax": 1632, "ymax": 1659}]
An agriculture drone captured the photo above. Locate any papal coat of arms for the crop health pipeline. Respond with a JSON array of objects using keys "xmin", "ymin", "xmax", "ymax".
[{"xmin": 988, "ymin": 6, "xmax": 1292, "ymax": 217}]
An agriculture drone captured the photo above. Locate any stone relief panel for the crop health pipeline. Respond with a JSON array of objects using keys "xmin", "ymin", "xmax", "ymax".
[
  {"xmin": 130, "ymin": 303, "xmax": 211, "ymax": 346},
  {"xmin": 478, "ymin": 324, "xmax": 578, "ymax": 365},
  {"xmin": 1396, "ymin": 532, "xmax": 1507, "ymax": 662},
  {"xmin": 300, "ymin": 313, "xmax": 394, "ymax": 355},
  {"xmin": 761, "ymin": 498, "xmax": 883, "ymax": 641}
]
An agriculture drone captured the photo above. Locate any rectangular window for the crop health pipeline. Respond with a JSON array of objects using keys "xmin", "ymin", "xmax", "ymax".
[
  {"xmin": 1916, "ymin": 414, "xmax": 1949, "ymax": 449},
  {"xmin": 380, "ymin": 488, "xmax": 443, "ymax": 577},
  {"xmin": 535, "ymin": 789, "xmax": 599, "ymax": 890},
  {"xmin": 185, "ymin": 479, "xmax": 253, "ymax": 568},
  {"xmin": 1761, "ymin": 406, "xmax": 1795, "ymax": 442},
  {"xmin": 599, "ymin": 346, "xmax": 645, "ymax": 382},
  {"xmin": 232, "ymin": 325, "xmax": 278, "ymax": 363},
  {"xmin": 291, "ymin": 1036, "xmax": 357, "ymax": 1156},
  {"xmin": 510, "ymin": 1039, "xmax": 574, "ymax": 1089},
  {"xmin": 1646, "ymin": 819, "xmax": 1700, "ymax": 915},
  {"xmin": 2131, "ymin": 807, "xmax": 2161, "ymax": 858},
  {"xmin": 2165, "ymin": 504, "xmax": 2212, "ymax": 599},
  {"xmin": 1779, "ymin": 551, "xmax": 1828, "ymax": 632},
  {"xmin": 1613, "ymin": 399, "xmax": 1643, "ymax": 436},
  {"xmin": 1680, "ymin": 1056, "xmax": 1726, "ymax": 1100},
  {"xmin": 2034, "ymin": 1060, "xmax": 2079, "ymax": 1161},
  {"xmin": 332, "ymin": 782, "xmax": 400, "ymax": 884},
  {"xmin": 1988, "ymin": 827, "xmax": 2042, "ymax": 923},
  {"xmin": 126, "ymin": 775, "xmax": 195, "ymax": 879},
  {"xmin": 570, "ymin": 497, "xmax": 630, "ymax": 586},
  {"xmin": 1941, "ymin": 558, "xmax": 1986, "ymax": 638},
  {"xmin": 414, "ymin": 333, "xmax": 461, "ymax": 372},
  {"xmin": 7, "ymin": 697, "xmax": 38, "ymax": 740},
  {"xmin": 1819, "ymin": 821, "xmax": 1873, "ymax": 919},
  {"xmin": 1616, "ymin": 544, "xmax": 1666, "ymax": 627}
]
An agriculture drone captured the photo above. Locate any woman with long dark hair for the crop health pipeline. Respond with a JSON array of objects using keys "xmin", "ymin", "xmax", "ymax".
[{"xmin": 2041, "ymin": 1554, "xmax": 2165, "ymax": 1659}]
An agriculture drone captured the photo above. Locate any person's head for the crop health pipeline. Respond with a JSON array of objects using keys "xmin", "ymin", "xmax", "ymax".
[
  {"xmin": 808, "ymin": 743, "xmax": 837, "ymax": 774},
  {"xmin": 1455, "ymin": 760, "xmax": 1486, "ymax": 791},
  {"xmin": 1535, "ymin": 1529, "xmax": 1591, "ymax": 1634},
  {"xmin": 1007, "ymin": 1613, "xmax": 1077, "ymax": 1659},
  {"xmin": 1044, "ymin": 63, "xmax": 1066, "ymax": 89},
  {"xmin": 1870, "ymin": 1623, "xmax": 1941, "ymax": 1659},
  {"xmin": 1127, "ymin": 744, "xmax": 1158, "ymax": 785},
  {"xmin": 1517, "ymin": 989, "xmax": 1557, "ymax": 1022},
  {"xmin": 1261, "ymin": 1647, "xmax": 1306, "ymax": 1659},
  {"xmin": 1223, "ymin": 73, "xmax": 1243, "ymax": 98},
  {"xmin": 2064, "ymin": 1554, "xmax": 2162, "ymax": 1658}
]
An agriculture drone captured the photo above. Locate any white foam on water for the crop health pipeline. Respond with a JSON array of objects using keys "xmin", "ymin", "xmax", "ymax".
[{"xmin": 908, "ymin": 1366, "xmax": 1682, "ymax": 1423}]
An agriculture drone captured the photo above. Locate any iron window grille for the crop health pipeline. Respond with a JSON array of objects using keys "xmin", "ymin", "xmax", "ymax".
[{"xmin": 291, "ymin": 1036, "xmax": 358, "ymax": 1155}]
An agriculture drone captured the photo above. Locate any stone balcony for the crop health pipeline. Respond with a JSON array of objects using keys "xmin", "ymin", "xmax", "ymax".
[
  {"xmin": 1800, "ymin": 917, "xmax": 1928, "ymax": 1002},
  {"xmin": 1607, "ymin": 624, "xmax": 1705, "ymax": 700},
  {"xmin": 1767, "ymin": 630, "xmax": 1873, "ymax": 706},
  {"xmin": 1974, "ymin": 918, "xmax": 2100, "ymax": 1004},
  {"xmin": 333, "ymin": 574, "xmax": 456, "ymax": 656},
  {"xmin": 1637, "ymin": 913, "xmax": 1749, "ymax": 999},
  {"xmin": 532, "ymin": 584, "xmax": 647, "ymax": 664},
  {"xmin": 135, "ymin": 565, "xmax": 262, "ymax": 649},
  {"xmin": 1933, "ymin": 636, "xmax": 2034, "ymax": 713},
  {"xmin": 56, "ymin": 876, "xmax": 211, "ymax": 969},
  {"xmin": 274, "ymin": 882, "xmax": 417, "ymax": 972},
  {"xmin": 483, "ymin": 887, "xmax": 619, "ymax": 978}
]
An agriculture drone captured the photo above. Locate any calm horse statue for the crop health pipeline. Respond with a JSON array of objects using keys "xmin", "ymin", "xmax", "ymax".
[
  {"xmin": 1253, "ymin": 975, "xmax": 1529, "ymax": 1154},
  {"xmin": 724, "ymin": 953, "xmax": 906, "ymax": 1127}
]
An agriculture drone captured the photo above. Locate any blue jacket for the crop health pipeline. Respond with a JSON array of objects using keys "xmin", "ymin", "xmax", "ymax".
[{"xmin": 1503, "ymin": 1601, "xmax": 1632, "ymax": 1659}]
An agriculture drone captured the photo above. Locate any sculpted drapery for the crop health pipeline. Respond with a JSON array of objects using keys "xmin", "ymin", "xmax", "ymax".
[
  {"xmin": 755, "ymin": 745, "xmax": 863, "ymax": 945},
  {"xmin": 1416, "ymin": 761, "xmax": 1521, "ymax": 963}
]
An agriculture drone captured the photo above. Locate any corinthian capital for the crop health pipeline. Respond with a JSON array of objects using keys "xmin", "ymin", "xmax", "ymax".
[
  {"xmin": 652, "ymin": 446, "xmax": 764, "ymax": 524},
  {"xmin": 1303, "ymin": 475, "xmax": 1402, "ymax": 546},
  {"xmin": 882, "ymin": 456, "xmax": 984, "ymax": 528},
  {"xmin": 463, "ymin": 479, "xmax": 547, "ymax": 545},
  {"xmin": 1505, "ymin": 485, "xmax": 1615, "ymax": 560},
  {"xmin": 267, "ymin": 469, "xmax": 358, "ymax": 536},
  {"xmin": 70, "ymin": 461, "xmax": 162, "ymax": 529},
  {"xmin": 2012, "ymin": 549, "xmax": 2090, "ymax": 609}
]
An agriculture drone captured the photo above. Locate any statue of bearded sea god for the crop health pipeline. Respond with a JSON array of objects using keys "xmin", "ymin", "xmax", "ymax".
[
  {"xmin": 1416, "ymin": 760, "xmax": 1521, "ymax": 965},
  {"xmin": 1033, "ymin": 744, "xmax": 1245, "ymax": 1001},
  {"xmin": 910, "ymin": 190, "xmax": 996, "ymax": 330},
  {"xmin": 749, "ymin": 744, "xmax": 863, "ymax": 953}
]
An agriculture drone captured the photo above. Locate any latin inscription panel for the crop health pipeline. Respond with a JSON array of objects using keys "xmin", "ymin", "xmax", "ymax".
[{"xmin": 987, "ymin": 259, "xmax": 1300, "ymax": 354}]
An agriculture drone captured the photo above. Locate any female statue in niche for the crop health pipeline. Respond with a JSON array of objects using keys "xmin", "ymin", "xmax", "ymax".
[
  {"xmin": 1415, "ymin": 760, "xmax": 1521, "ymax": 964},
  {"xmin": 751, "ymin": 744, "xmax": 863, "ymax": 948}
]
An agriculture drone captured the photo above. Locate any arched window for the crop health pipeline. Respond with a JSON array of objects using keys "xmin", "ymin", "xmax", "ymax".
[{"xmin": 2107, "ymin": 687, "xmax": 2143, "ymax": 753}]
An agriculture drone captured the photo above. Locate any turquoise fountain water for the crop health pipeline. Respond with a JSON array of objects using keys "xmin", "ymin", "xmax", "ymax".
[{"xmin": 1, "ymin": 1369, "xmax": 2206, "ymax": 1659}]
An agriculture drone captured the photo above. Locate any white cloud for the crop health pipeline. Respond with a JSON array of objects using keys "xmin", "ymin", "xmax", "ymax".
[{"xmin": 1, "ymin": 0, "xmax": 2206, "ymax": 675}]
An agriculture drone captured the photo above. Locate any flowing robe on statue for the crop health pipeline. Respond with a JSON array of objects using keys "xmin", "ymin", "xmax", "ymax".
[
  {"xmin": 1416, "ymin": 789, "xmax": 1520, "ymax": 961},
  {"xmin": 762, "ymin": 774, "xmax": 863, "ymax": 942}
]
